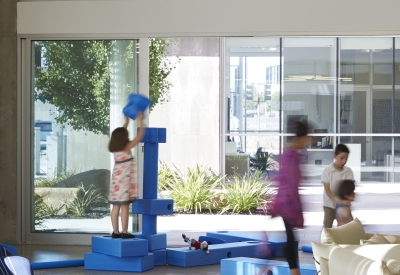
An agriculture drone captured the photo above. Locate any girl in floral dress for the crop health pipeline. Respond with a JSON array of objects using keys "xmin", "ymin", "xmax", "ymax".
[{"xmin": 108, "ymin": 113, "xmax": 145, "ymax": 239}]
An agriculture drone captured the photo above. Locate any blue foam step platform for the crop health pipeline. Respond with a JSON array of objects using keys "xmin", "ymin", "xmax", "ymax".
[
  {"xmin": 134, "ymin": 232, "xmax": 167, "ymax": 251},
  {"xmin": 206, "ymin": 231, "xmax": 298, "ymax": 257},
  {"xmin": 151, "ymin": 249, "xmax": 167, "ymax": 266},
  {"xmin": 221, "ymin": 257, "xmax": 317, "ymax": 275},
  {"xmin": 0, "ymin": 244, "xmax": 18, "ymax": 255},
  {"xmin": 84, "ymin": 252, "xmax": 154, "ymax": 272},
  {"xmin": 131, "ymin": 199, "xmax": 174, "ymax": 215},
  {"xmin": 91, "ymin": 236, "xmax": 148, "ymax": 257},
  {"xmin": 167, "ymin": 241, "xmax": 268, "ymax": 267}
]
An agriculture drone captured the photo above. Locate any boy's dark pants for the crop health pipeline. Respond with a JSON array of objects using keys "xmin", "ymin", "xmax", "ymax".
[{"xmin": 323, "ymin": 206, "xmax": 336, "ymax": 228}]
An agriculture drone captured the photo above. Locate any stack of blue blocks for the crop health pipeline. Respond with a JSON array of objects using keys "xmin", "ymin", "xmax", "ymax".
[{"xmin": 84, "ymin": 128, "xmax": 171, "ymax": 272}]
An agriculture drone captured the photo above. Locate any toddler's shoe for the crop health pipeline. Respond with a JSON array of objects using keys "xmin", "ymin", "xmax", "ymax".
[{"xmin": 121, "ymin": 232, "xmax": 135, "ymax": 239}]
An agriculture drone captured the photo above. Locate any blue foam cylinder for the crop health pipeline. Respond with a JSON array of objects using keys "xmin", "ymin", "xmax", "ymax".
[
  {"xmin": 134, "ymin": 233, "xmax": 167, "ymax": 251},
  {"xmin": 167, "ymin": 241, "xmax": 268, "ymax": 267},
  {"xmin": 131, "ymin": 199, "xmax": 174, "ymax": 215},
  {"xmin": 142, "ymin": 215, "xmax": 157, "ymax": 235},
  {"xmin": 143, "ymin": 143, "xmax": 159, "ymax": 200},
  {"xmin": 32, "ymin": 259, "xmax": 84, "ymax": 270},
  {"xmin": 151, "ymin": 249, "xmax": 167, "ymax": 266},
  {"xmin": 301, "ymin": 245, "xmax": 313, "ymax": 253},
  {"xmin": 91, "ymin": 236, "xmax": 148, "ymax": 257},
  {"xmin": 220, "ymin": 258, "xmax": 317, "ymax": 275},
  {"xmin": 84, "ymin": 252, "xmax": 154, "ymax": 272}
]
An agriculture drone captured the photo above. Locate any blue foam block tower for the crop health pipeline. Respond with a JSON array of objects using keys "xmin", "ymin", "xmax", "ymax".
[
  {"xmin": 220, "ymin": 258, "xmax": 317, "ymax": 275},
  {"xmin": 132, "ymin": 127, "xmax": 169, "ymax": 265},
  {"xmin": 135, "ymin": 232, "xmax": 167, "ymax": 251},
  {"xmin": 85, "ymin": 252, "xmax": 154, "ymax": 272},
  {"xmin": 131, "ymin": 199, "xmax": 173, "ymax": 215},
  {"xmin": 91, "ymin": 236, "xmax": 148, "ymax": 257},
  {"xmin": 167, "ymin": 241, "xmax": 269, "ymax": 267},
  {"xmin": 206, "ymin": 231, "xmax": 298, "ymax": 257}
]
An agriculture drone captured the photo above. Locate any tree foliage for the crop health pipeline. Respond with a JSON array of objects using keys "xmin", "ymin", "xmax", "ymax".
[{"xmin": 34, "ymin": 39, "xmax": 179, "ymax": 136}]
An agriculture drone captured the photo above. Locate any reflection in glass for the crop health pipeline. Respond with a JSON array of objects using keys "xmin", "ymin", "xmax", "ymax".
[
  {"xmin": 282, "ymin": 38, "xmax": 336, "ymax": 149},
  {"xmin": 339, "ymin": 38, "xmax": 393, "ymax": 134},
  {"xmin": 32, "ymin": 40, "xmax": 139, "ymax": 233},
  {"xmin": 225, "ymin": 38, "xmax": 280, "ymax": 153}
]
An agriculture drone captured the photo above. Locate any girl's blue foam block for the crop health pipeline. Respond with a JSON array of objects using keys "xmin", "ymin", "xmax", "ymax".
[
  {"xmin": 167, "ymin": 241, "xmax": 268, "ymax": 267},
  {"xmin": 220, "ymin": 257, "xmax": 316, "ymax": 275},
  {"xmin": 301, "ymin": 245, "xmax": 313, "ymax": 253},
  {"xmin": 31, "ymin": 259, "xmax": 84, "ymax": 270},
  {"xmin": 91, "ymin": 236, "xmax": 148, "ymax": 257},
  {"xmin": 150, "ymin": 249, "xmax": 167, "ymax": 266},
  {"xmin": 131, "ymin": 199, "xmax": 174, "ymax": 215},
  {"xmin": 84, "ymin": 252, "xmax": 154, "ymax": 272},
  {"xmin": 123, "ymin": 93, "xmax": 152, "ymax": 120}
]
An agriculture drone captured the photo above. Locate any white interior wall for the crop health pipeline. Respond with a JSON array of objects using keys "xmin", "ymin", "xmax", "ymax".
[{"xmin": 17, "ymin": 0, "xmax": 400, "ymax": 36}]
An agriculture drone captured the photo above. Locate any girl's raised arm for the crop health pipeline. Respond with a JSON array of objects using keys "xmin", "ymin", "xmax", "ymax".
[{"xmin": 124, "ymin": 112, "xmax": 145, "ymax": 151}]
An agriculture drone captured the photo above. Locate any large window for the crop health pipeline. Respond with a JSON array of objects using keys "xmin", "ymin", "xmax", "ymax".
[
  {"xmin": 32, "ymin": 40, "xmax": 139, "ymax": 234},
  {"xmin": 224, "ymin": 37, "xmax": 400, "ymax": 184}
]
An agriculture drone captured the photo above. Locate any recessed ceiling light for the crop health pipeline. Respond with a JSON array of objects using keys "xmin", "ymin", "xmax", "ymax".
[{"xmin": 269, "ymin": 48, "xmax": 277, "ymax": 51}]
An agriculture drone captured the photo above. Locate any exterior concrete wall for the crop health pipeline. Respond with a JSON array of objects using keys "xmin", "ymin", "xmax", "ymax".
[
  {"xmin": 149, "ymin": 38, "xmax": 220, "ymax": 172},
  {"xmin": 0, "ymin": 0, "xmax": 17, "ymax": 243}
]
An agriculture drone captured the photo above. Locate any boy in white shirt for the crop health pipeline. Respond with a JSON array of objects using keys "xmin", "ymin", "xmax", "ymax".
[{"xmin": 321, "ymin": 144, "xmax": 354, "ymax": 228}]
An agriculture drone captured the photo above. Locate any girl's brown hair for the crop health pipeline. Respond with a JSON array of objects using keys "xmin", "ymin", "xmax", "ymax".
[{"xmin": 109, "ymin": 127, "xmax": 129, "ymax": 152}]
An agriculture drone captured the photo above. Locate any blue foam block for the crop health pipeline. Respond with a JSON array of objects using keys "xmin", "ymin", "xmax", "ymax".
[
  {"xmin": 132, "ymin": 199, "xmax": 173, "ymax": 215},
  {"xmin": 151, "ymin": 249, "xmax": 167, "ymax": 266},
  {"xmin": 143, "ymin": 143, "xmax": 159, "ymax": 199},
  {"xmin": 84, "ymin": 252, "xmax": 154, "ymax": 272},
  {"xmin": 206, "ymin": 231, "xmax": 298, "ymax": 257},
  {"xmin": 91, "ymin": 236, "xmax": 148, "ymax": 257},
  {"xmin": 32, "ymin": 259, "xmax": 84, "ymax": 270},
  {"xmin": 167, "ymin": 241, "xmax": 268, "ymax": 267},
  {"xmin": 302, "ymin": 245, "xmax": 313, "ymax": 253},
  {"xmin": 134, "ymin": 233, "xmax": 167, "ymax": 251},
  {"xmin": 142, "ymin": 215, "xmax": 157, "ymax": 235},
  {"xmin": 0, "ymin": 244, "xmax": 17, "ymax": 255},
  {"xmin": 198, "ymin": 236, "xmax": 226, "ymax": 245},
  {"xmin": 221, "ymin": 258, "xmax": 316, "ymax": 275}
]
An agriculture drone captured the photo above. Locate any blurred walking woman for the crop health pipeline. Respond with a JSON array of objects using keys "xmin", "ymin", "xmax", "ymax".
[{"xmin": 270, "ymin": 121, "xmax": 311, "ymax": 275}]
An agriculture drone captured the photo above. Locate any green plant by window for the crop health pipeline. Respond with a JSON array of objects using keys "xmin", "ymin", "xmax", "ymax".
[
  {"xmin": 34, "ymin": 194, "xmax": 49, "ymax": 227},
  {"xmin": 221, "ymin": 171, "xmax": 274, "ymax": 214},
  {"xmin": 65, "ymin": 184, "xmax": 107, "ymax": 217},
  {"xmin": 165, "ymin": 164, "xmax": 222, "ymax": 214},
  {"xmin": 158, "ymin": 161, "xmax": 176, "ymax": 192},
  {"xmin": 34, "ymin": 168, "xmax": 77, "ymax": 187}
]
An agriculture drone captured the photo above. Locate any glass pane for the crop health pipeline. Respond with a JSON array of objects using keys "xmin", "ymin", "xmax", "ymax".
[
  {"xmin": 282, "ymin": 37, "xmax": 336, "ymax": 148},
  {"xmin": 32, "ymin": 40, "xmax": 139, "ymax": 233},
  {"xmin": 225, "ymin": 38, "xmax": 280, "ymax": 144},
  {"xmin": 395, "ymin": 38, "xmax": 400, "ymax": 132},
  {"xmin": 225, "ymin": 134, "xmax": 280, "ymax": 178},
  {"xmin": 339, "ymin": 37, "xmax": 393, "ymax": 134},
  {"xmin": 393, "ymin": 137, "xmax": 400, "ymax": 183}
]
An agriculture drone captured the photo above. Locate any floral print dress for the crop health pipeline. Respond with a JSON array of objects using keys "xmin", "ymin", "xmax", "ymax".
[{"xmin": 108, "ymin": 151, "xmax": 138, "ymax": 205}]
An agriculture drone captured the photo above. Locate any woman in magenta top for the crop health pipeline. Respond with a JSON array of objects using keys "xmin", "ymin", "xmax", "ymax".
[{"xmin": 270, "ymin": 121, "xmax": 310, "ymax": 275}]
